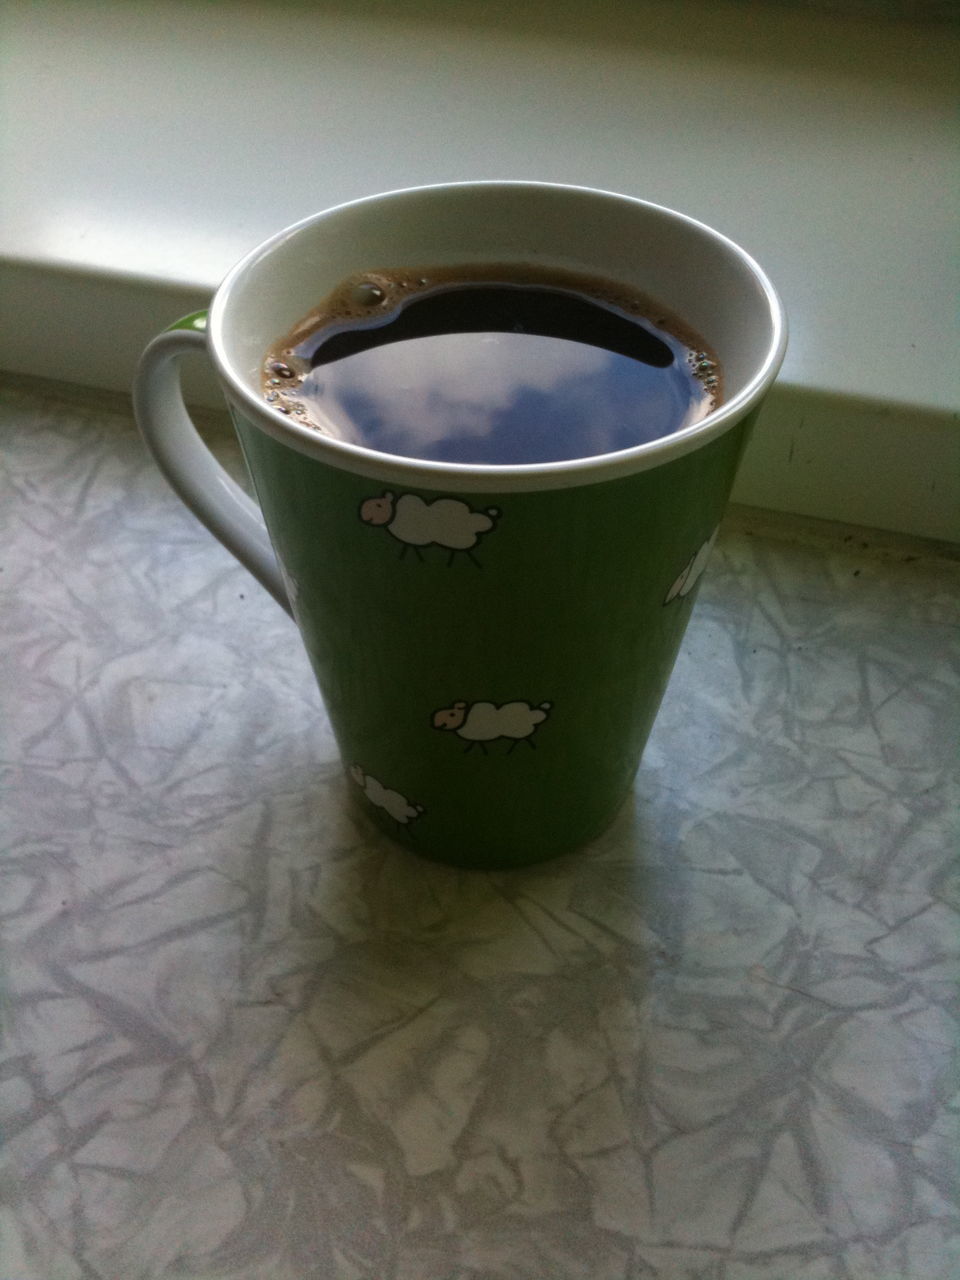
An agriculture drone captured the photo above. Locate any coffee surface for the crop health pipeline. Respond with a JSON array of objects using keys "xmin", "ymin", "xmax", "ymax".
[{"xmin": 261, "ymin": 264, "xmax": 722, "ymax": 465}]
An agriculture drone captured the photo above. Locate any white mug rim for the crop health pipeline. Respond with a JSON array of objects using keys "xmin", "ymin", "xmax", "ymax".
[{"xmin": 207, "ymin": 181, "xmax": 787, "ymax": 493}]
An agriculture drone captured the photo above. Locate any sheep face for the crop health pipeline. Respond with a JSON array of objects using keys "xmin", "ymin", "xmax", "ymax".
[
  {"xmin": 359, "ymin": 493, "xmax": 395, "ymax": 526},
  {"xmin": 432, "ymin": 701, "xmax": 467, "ymax": 731}
]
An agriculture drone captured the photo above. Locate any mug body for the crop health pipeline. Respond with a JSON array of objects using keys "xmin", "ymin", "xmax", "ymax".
[{"xmin": 204, "ymin": 183, "xmax": 785, "ymax": 867}]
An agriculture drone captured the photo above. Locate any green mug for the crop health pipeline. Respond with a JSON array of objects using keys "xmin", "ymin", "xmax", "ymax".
[{"xmin": 133, "ymin": 182, "xmax": 786, "ymax": 868}]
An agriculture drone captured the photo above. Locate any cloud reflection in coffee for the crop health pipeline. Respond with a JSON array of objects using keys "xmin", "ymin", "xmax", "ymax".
[{"xmin": 261, "ymin": 264, "xmax": 722, "ymax": 465}]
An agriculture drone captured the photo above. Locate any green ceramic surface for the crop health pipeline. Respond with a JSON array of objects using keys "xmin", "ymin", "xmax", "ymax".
[{"xmin": 231, "ymin": 406, "xmax": 756, "ymax": 867}]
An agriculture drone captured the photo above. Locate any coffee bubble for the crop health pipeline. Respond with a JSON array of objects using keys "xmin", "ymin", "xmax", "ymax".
[{"xmin": 348, "ymin": 281, "xmax": 386, "ymax": 307}]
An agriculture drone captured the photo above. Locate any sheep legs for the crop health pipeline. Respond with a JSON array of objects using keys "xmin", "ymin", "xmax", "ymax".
[{"xmin": 447, "ymin": 549, "xmax": 482, "ymax": 568}]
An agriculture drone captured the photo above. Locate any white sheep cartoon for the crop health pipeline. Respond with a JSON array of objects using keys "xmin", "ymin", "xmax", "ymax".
[
  {"xmin": 359, "ymin": 492, "xmax": 500, "ymax": 566},
  {"xmin": 349, "ymin": 764, "xmax": 424, "ymax": 826},
  {"xmin": 664, "ymin": 528, "xmax": 719, "ymax": 604},
  {"xmin": 432, "ymin": 700, "xmax": 552, "ymax": 753}
]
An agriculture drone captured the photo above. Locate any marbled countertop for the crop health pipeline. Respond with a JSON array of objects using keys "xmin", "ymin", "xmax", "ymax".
[{"xmin": 2, "ymin": 375, "xmax": 958, "ymax": 1280}]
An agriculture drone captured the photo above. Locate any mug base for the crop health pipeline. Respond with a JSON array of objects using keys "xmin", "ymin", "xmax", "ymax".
[{"xmin": 350, "ymin": 788, "xmax": 633, "ymax": 871}]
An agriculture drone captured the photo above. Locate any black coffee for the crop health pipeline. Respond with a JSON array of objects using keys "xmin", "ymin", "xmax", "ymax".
[{"xmin": 262, "ymin": 264, "xmax": 722, "ymax": 465}]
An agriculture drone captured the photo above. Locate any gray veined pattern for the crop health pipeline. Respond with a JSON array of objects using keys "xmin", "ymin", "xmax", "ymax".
[{"xmin": 1, "ymin": 375, "xmax": 958, "ymax": 1279}]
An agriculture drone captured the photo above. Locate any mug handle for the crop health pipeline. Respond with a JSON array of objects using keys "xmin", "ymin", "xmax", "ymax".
[{"xmin": 132, "ymin": 311, "xmax": 292, "ymax": 615}]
